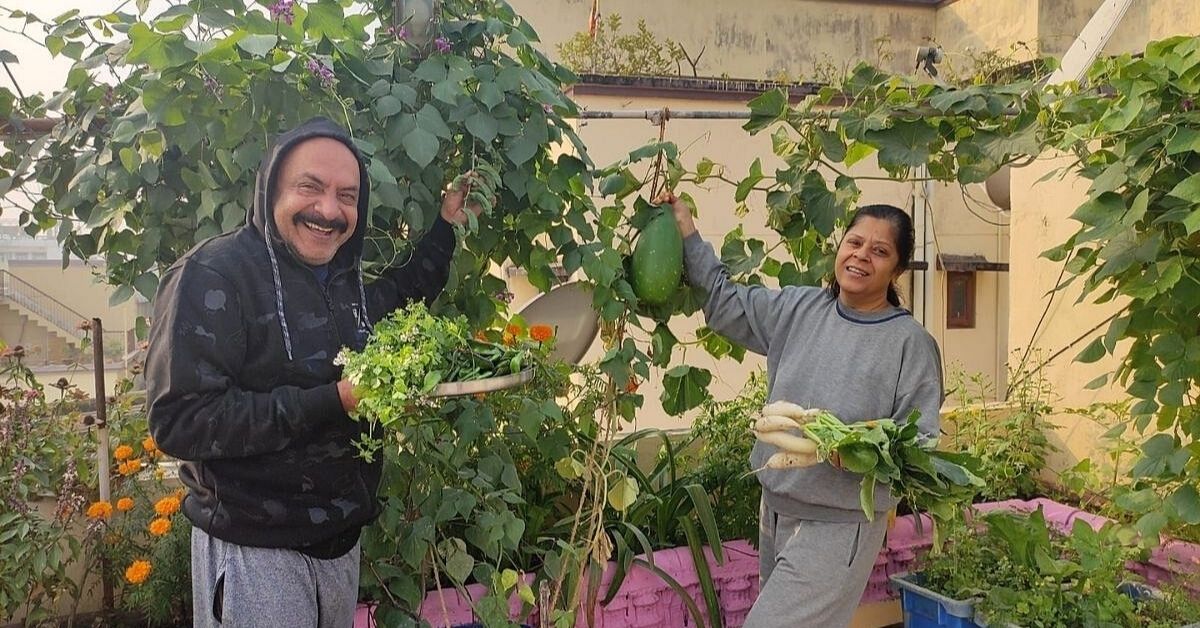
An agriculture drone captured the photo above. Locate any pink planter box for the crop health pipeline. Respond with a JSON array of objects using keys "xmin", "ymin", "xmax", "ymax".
[
  {"xmin": 882, "ymin": 499, "xmax": 1200, "ymax": 598},
  {"xmin": 355, "ymin": 539, "xmax": 896, "ymax": 628}
]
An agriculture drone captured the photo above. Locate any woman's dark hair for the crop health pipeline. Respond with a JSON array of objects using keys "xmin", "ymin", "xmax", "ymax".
[{"xmin": 827, "ymin": 204, "xmax": 915, "ymax": 307}]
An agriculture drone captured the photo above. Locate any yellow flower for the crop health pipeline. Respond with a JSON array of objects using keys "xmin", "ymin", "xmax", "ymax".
[
  {"xmin": 125, "ymin": 560, "xmax": 151, "ymax": 585},
  {"xmin": 502, "ymin": 332, "xmax": 516, "ymax": 346},
  {"xmin": 113, "ymin": 445, "xmax": 134, "ymax": 461},
  {"xmin": 154, "ymin": 495, "xmax": 181, "ymax": 517},
  {"xmin": 86, "ymin": 501, "xmax": 113, "ymax": 520},
  {"xmin": 142, "ymin": 435, "xmax": 157, "ymax": 454},
  {"xmin": 115, "ymin": 497, "xmax": 135, "ymax": 512},
  {"xmin": 148, "ymin": 517, "xmax": 172, "ymax": 537},
  {"xmin": 153, "ymin": 469, "xmax": 165, "ymax": 481},
  {"xmin": 530, "ymin": 325, "xmax": 554, "ymax": 343}
]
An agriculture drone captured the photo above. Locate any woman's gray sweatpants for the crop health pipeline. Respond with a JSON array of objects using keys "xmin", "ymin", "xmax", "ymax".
[
  {"xmin": 191, "ymin": 527, "xmax": 360, "ymax": 628},
  {"xmin": 742, "ymin": 500, "xmax": 889, "ymax": 628}
]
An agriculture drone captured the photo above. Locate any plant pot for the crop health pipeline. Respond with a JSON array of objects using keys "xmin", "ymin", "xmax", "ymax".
[{"xmin": 889, "ymin": 573, "xmax": 981, "ymax": 628}]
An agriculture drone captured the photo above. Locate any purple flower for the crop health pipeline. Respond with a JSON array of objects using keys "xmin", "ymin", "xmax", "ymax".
[
  {"xmin": 434, "ymin": 36, "xmax": 451, "ymax": 54},
  {"xmin": 306, "ymin": 58, "xmax": 336, "ymax": 89},
  {"xmin": 386, "ymin": 25, "xmax": 410, "ymax": 41},
  {"xmin": 268, "ymin": 0, "xmax": 295, "ymax": 26}
]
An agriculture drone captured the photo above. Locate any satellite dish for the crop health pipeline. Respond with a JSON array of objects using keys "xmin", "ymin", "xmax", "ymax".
[
  {"xmin": 515, "ymin": 281, "xmax": 600, "ymax": 365},
  {"xmin": 985, "ymin": 165, "xmax": 1012, "ymax": 211}
]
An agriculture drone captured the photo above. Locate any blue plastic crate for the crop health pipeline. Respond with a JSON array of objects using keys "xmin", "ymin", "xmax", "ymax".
[{"xmin": 889, "ymin": 573, "xmax": 981, "ymax": 628}]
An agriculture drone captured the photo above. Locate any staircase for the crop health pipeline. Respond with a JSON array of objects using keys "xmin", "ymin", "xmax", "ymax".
[{"xmin": 0, "ymin": 269, "xmax": 89, "ymax": 364}]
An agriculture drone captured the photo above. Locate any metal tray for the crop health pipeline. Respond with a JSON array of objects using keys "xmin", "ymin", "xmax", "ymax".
[{"xmin": 430, "ymin": 368, "xmax": 535, "ymax": 398}]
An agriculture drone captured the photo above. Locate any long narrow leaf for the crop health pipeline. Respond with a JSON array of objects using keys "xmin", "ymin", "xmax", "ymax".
[
  {"xmin": 602, "ymin": 530, "xmax": 633, "ymax": 604},
  {"xmin": 680, "ymin": 516, "xmax": 725, "ymax": 628},
  {"xmin": 684, "ymin": 483, "xmax": 725, "ymax": 564},
  {"xmin": 618, "ymin": 522, "xmax": 657, "ymax": 567},
  {"xmin": 632, "ymin": 557, "xmax": 709, "ymax": 628}
]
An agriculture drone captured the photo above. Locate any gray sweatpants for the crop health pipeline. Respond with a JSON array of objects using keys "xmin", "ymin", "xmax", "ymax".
[
  {"xmin": 191, "ymin": 527, "xmax": 360, "ymax": 628},
  {"xmin": 743, "ymin": 500, "xmax": 889, "ymax": 628}
]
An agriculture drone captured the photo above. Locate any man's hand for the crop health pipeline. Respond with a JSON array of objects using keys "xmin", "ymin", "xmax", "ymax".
[
  {"xmin": 440, "ymin": 171, "xmax": 489, "ymax": 226},
  {"xmin": 337, "ymin": 379, "xmax": 358, "ymax": 413},
  {"xmin": 652, "ymin": 191, "xmax": 697, "ymax": 238}
]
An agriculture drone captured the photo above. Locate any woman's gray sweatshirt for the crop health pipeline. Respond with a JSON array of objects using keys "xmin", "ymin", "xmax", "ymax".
[{"xmin": 684, "ymin": 232, "xmax": 944, "ymax": 521}]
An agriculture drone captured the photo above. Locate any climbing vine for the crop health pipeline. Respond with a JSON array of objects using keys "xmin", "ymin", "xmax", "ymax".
[{"xmin": 1, "ymin": 0, "xmax": 1198, "ymax": 620}]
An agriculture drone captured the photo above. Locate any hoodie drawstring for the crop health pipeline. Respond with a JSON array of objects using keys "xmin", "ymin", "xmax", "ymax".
[{"xmin": 263, "ymin": 219, "xmax": 296, "ymax": 361}]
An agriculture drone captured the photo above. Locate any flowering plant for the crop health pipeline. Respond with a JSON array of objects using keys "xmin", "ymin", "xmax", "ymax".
[
  {"xmin": 87, "ymin": 377, "xmax": 192, "ymax": 625},
  {"xmin": 0, "ymin": 346, "xmax": 92, "ymax": 624}
]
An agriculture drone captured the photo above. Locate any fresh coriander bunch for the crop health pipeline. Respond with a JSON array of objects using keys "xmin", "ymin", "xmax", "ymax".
[{"xmin": 337, "ymin": 302, "xmax": 463, "ymax": 431}]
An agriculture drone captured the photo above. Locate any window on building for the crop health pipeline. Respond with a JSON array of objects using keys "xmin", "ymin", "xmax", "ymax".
[{"xmin": 947, "ymin": 271, "xmax": 976, "ymax": 329}]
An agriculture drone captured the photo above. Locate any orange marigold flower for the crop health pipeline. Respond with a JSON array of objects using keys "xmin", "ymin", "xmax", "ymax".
[
  {"xmin": 142, "ymin": 436, "xmax": 157, "ymax": 453},
  {"xmin": 625, "ymin": 377, "xmax": 640, "ymax": 394},
  {"xmin": 148, "ymin": 517, "xmax": 172, "ymax": 536},
  {"xmin": 116, "ymin": 497, "xmax": 135, "ymax": 512},
  {"xmin": 113, "ymin": 445, "xmax": 134, "ymax": 461},
  {"xmin": 119, "ymin": 458, "xmax": 143, "ymax": 476},
  {"xmin": 154, "ymin": 495, "xmax": 181, "ymax": 517},
  {"xmin": 86, "ymin": 501, "xmax": 113, "ymax": 520},
  {"xmin": 125, "ymin": 560, "xmax": 152, "ymax": 585},
  {"xmin": 530, "ymin": 325, "xmax": 554, "ymax": 342},
  {"xmin": 474, "ymin": 331, "xmax": 487, "ymax": 341},
  {"xmin": 502, "ymin": 332, "xmax": 516, "ymax": 346},
  {"xmin": 505, "ymin": 323, "xmax": 522, "ymax": 336}
]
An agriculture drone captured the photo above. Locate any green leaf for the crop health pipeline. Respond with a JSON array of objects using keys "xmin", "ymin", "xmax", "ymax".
[
  {"xmin": 661, "ymin": 366, "xmax": 712, "ymax": 415},
  {"xmin": 374, "ymin": 95, "xmax": 403, "ymax": 119},
  {"xmin": 133, "ymin": 272, "xmax": 158, "ymax": 300},
  {"xmin": 1115, "ymin": 488, "xmax": 1159, "ymax": 513},
  {"xmin": 466, "ymin": 111, "xmax": 499, "ymax": 143},
  {"xmin": 1183, "ymin": 207, "xmax": 1200, "ymax": 235},
  {"xmin": 843, "ymin": 142, "xmax": 876, "ymax": 167},
  {"xmin": 1075, "ymin": 336, "xmax": 1107, "ymax": 363},
  {"xmin": 305, "ymin": 1, "xmax": 345, "ymax": 39},
  {"xmin": 607, "ymin": 476, "xmax": 639, "ymax": 512},
  {"xmin": 815, "ymin": 127, "xmax": 846, "ymax": 162},
  {"xmin": 236, "ymin": 34, "xmax": 277, "ymax": 57},
  {"xmin": 1166, "ymin": 128, "xmax": 1200, "ymax": 155},
  {"xmin": 402, "ymin": 128, "xmax": 440, "ymax": 168},
  {"xmin": 865, "ymin": 120, "xmax": 939, "ymax": 170},
  {"xmin": 744, "ymin": 89, "xmax": 787, "ymax": 133},
  {"xmin": 1169, "ymin": 485, "xmax": 1200, "ymax": 525},
  {"xmin": 0, "ymin": 49, "xmax": 18, "ymax": 64},
  {"xmin": 1168, "ymin": 173, "xmax": 1200, "ymax": 201},
  {"xmin": 1070, "ymin": 192, "xmax": 1124, "ymax": 227}
]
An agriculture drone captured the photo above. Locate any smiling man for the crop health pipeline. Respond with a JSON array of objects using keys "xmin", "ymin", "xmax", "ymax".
[{"xmin": 146, "ymin": 117, "xmax": 481, "ymax": 628}]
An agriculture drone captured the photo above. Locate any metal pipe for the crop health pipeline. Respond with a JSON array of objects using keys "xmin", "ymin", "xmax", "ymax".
[{"xmin": 91, "ymin": 317, "xmax": 113, "ymax": 611}]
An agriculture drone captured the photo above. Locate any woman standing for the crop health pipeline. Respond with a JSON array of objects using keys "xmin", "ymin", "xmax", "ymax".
[{"xmin": 660, "ymin": 194, "xmax": 944, "ymax": 627}]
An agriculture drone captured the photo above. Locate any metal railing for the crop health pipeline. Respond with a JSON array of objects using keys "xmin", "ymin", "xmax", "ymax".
[{"xmin": 0, "ymin": 269, "xmax": 89, "ymax": 341}]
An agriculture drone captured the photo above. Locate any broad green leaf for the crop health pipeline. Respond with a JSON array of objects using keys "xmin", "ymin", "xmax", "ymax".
[
  {"xmin": 660, "ymin": 365, "xmax": 712, "ymax": 415},
  {"xmin": 374, "ymin": 95, "xmax": 403, "ymax": 119},
  {"xmin": 744, "ymin": 89, "xmax": 788, "ymax": 133},
  {"xmin": 402, "ymin": 128, "xmax": 440, "ymax": 168},
  {"xmin": 236, "ymin": 34, "xmax": 277, "ymax": 57},
  {"xmin": 607, "ymin": 476, "xmax": 639, "ymax": 512},
  {"xmin": 1168, "ymin": 172, "xmax": 1200, "ymax": 201},
  {"xmin": 1075, "ymin": 336, "xmax": 1106, "ymax": 363},
  {"xmin": 466, "ymin": 111, "xmax": 499, "ymax": 143},
  {"xmin": 1166, "ymin": 128, "xmax": 1200, "ymax": 155},
  {"xmin": 843, "ymin": 141, "xmax": 876, "ymax": 167},
  {"xmin": 1168, "ymin": 485, "xmax": 1200, "ymax": 525},
  {"xmin": 865, "ymin": 120, "xmax": 939, "ymax": 169}
]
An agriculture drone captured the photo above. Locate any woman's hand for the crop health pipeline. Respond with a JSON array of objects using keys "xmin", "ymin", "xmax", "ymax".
[{"xmin": 653, "ymin": 191, "xmax": 697, "ymax": 238}]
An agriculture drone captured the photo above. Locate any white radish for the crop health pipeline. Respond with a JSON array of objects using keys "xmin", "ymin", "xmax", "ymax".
[
  {"xmin": 754, "ymin": 414, "xmax": 798, "ymax": 433},
  {"xmin": 762, "ymin": 401, "xmax": 824, "ymax": 424},
  {"xmin": 754, "ymin": 431, "xmax": 819, "ymax": 455},
  {"xmin": 764, "ymin": 451, "xmax": 819, "ymax": 469}
]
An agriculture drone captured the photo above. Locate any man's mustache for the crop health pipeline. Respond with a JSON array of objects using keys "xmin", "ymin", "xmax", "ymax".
[{"xmin": 293, "ymin": 212, "xmax": 349, "ymax": 233}]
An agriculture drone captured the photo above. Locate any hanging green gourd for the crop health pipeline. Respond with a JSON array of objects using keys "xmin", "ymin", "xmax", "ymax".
[{"xmin": 630, "ymin": 205, "xmax": 683, "ymax": 305}]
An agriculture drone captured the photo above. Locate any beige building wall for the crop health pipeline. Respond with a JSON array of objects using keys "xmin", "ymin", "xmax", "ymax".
[
  {"xmin": 507, "ymin": 83, "xmax": 1009, "ymax": 431},
  {"xmin": 509, "ymin": 0, "xmax": 937, "ymax": 80}
]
